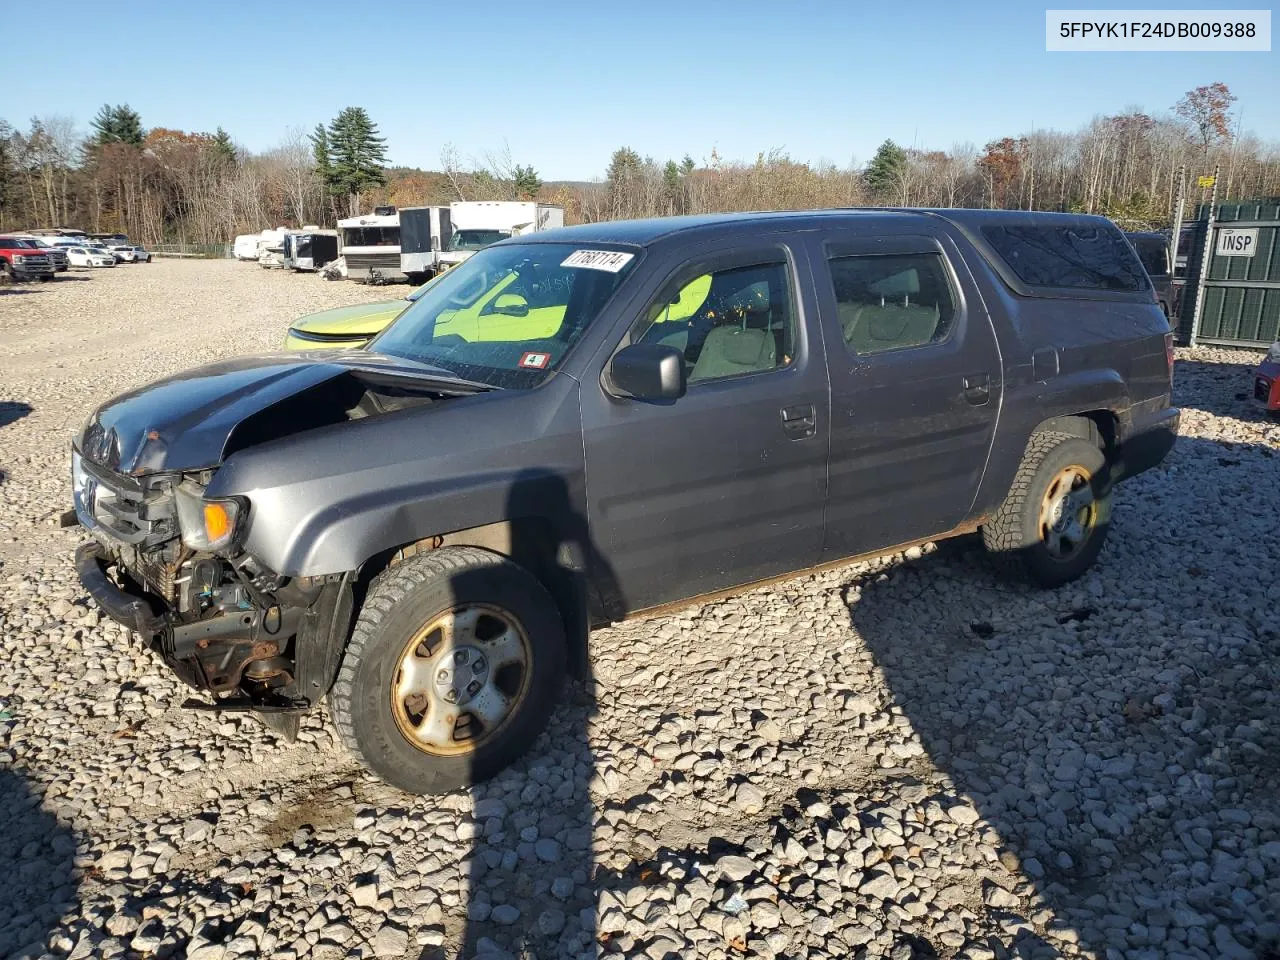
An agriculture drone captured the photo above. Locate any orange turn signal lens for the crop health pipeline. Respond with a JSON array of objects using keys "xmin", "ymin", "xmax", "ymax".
[{"xmin": 203, "ymin": 502, "xmax": 232, "ymax": 543}]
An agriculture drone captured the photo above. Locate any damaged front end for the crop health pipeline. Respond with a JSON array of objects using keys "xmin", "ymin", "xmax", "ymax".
[
  {"xmin": 70, "ymin": 453, "xmax": 355, "ymax": 734},
  {"xmin": 67, "ymin": 351, "xmax": 488, "ymax": 733}
]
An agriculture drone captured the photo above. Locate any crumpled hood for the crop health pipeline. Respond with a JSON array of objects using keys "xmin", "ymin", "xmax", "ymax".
[{"xmin": 76, "ymin": 351, "xmax": 452, "ymax": 475}]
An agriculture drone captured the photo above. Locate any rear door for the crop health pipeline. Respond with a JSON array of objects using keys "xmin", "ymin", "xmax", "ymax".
[
  {"xmin": 806, "ymin": 231, "xmax": 1002, "ymax": 561},
  {"xmin": 581, "ymin": 239, "xmax": 829, "ymax": 614}
]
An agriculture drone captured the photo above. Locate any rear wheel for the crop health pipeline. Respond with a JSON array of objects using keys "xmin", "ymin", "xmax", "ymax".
[
  {"xmin": 330, "ymin": 547, "xmax": 566, "ymax": 794},
  {"xmin": 982, "ymin": 430, "xmax": 1111, "ymax": 587}
]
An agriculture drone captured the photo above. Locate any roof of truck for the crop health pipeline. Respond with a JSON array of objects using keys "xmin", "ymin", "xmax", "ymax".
[{"xmin": 514, "ymin": 207, "xmax": 1118, "ymax": 247}]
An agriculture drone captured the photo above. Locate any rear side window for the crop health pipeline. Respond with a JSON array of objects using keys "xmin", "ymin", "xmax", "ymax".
[
  {"xmin": 828, "ymin": 253, "xmax": 956, "ymax": 356},
  {"xmin": 982, "ymin": 224, "xmax": 1147, "ymax": 291}
]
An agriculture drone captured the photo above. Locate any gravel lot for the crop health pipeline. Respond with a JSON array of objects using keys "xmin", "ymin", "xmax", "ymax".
[{"xmin": 1, "ymin": 259, "xmax": 1278, "ymax": 960}]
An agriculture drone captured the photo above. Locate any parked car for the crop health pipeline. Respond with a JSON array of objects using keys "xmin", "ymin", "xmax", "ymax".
[
  {"xmin": 131, "ymin": 245, "xmax": 152, "ymax": 263},
  {"xmin": 0, "ymin": 237, "xmax": 56, "ymax": 280},
  {"xmin": 68, "ymin": 209, "xmax": 1177, "ymax": 795},
  {"xmin": 106, "ymin": 243, "xmax": 142, "ymax": 263},
  {"xmin": 1254, "ymin": 340, "xmax": 1280, "ymax": 415},
  {"xmin": 65, "ymin": 246, "xmax": 117, "ymax": 268},
  {"xmin": 284, "ymin": 274, "xmax": 443, "ymax": 350},
  {"xmin": 7, "ymin": 235, "xmax": 71, "ymax": 272},
  {"xmin": 1124, "ymin": 232, "xmax": 1174, "ymax": 320}
]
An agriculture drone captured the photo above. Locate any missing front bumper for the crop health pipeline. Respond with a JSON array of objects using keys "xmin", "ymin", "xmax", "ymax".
[{"xmin": 74, "ymin": 541, "xmax": 298, "ymax": 695}]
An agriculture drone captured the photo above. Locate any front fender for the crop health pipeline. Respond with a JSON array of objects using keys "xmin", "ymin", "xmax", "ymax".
[{"xmin": 207, "ymin": 376, "xmax": 587, "ymax": 578}]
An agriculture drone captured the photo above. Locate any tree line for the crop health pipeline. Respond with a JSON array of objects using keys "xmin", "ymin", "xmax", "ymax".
[{"xmin": 0, "ymin": 84, "xmax": 1275, "ymax": 245}]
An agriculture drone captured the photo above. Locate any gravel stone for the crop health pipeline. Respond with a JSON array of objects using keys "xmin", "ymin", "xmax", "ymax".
[{"xmin": 0, "ymin": 284, "xmax": 1272, "ymax": 960}]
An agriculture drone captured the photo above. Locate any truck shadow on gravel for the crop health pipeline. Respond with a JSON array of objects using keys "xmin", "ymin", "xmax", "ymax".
[
  {"xmin": 847, "ymin": 434, "xmax": 1280, "ymax": 960},
  {"xmin": 0, "ymin": 401, "xmax": 33, "ymax": 429},
  {"xmin": 444, "ymin": 467, "xmax": 610, "ymax": 960},
  {"xmin": 0, "ymin": 768, "xmax": 82, "ymax": 959}
]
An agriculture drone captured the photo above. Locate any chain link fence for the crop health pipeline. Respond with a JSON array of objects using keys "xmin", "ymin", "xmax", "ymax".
[{"xmin": 149, "ymin": 243, "xmax": 232, "ymax": 259}]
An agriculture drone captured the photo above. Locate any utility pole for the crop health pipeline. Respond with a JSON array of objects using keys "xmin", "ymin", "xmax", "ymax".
[
  {"xmin": 1188, "ymin": 164, "xmax": 1220, "ymax": 349},
  {"xmin": 1168, "ymin": 164, "xmax": 1186, "ymax": 335}
]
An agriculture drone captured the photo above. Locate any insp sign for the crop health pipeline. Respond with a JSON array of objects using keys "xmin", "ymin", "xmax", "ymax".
[{"xmin": 1216, "ymin": 227, "xmax": 1258, "ymax": 257}]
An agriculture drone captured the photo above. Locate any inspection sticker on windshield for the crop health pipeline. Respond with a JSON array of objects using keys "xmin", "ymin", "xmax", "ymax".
[
  {"xmin": 519, "ymin": 351, "xmax": 552, "ymax": 370},
  {"xmin": 561, "ymin": 249, "xmax": 634, "ymax": 272}
]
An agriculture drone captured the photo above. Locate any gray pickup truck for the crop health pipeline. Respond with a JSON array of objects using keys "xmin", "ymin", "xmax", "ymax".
[{"xmin": 69, "ymin": 209, "xmax": 1178, "ymax": 794}]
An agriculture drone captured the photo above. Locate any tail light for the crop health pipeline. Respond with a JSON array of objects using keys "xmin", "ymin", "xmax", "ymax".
[{"xmin": 1165, "ymin": 332, "xmax": 1175, "ymax": 388}]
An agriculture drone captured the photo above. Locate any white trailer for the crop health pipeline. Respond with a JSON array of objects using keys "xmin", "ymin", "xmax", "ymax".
[
  {"xmin": 398, "ymin": 206, "xmax": 454, "ymax": 283},
  {"xmin": 233, "ymin": 234, "xmax": 261, "ymax": 260},
  {"xmin": 257, "ymin": 227, "xmax": 290, "ymax": 269},
  {"xmin": 437, "ymin": 201, "xmax": 565, "ymax": 269},
  {"xmin": 338, "ymin": 207, "xmax": 402, "ymax": 282}
]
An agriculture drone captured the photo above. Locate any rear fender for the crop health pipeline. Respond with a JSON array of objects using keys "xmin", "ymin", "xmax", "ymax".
[{"xmin": 974, "ymin": 369, "xmax": 1129, "ymax": 518}]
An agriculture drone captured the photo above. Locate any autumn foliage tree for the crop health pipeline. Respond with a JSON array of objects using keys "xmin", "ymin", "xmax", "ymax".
[
  {"xmin": 978, "ymin": 137, "xmax": 1027, "ymax": 208},
  {"xmin": 1175, "ymin": 82, "xmax": 1237, "ymax": 153}
]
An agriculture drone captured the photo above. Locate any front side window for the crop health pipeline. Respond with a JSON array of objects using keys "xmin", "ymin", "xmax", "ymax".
[
  {"xmin": 632, "ymin": 261, "xmax": 797, "ymax": 383},
  {"xmin": 829, "ymin": 253, "xmax": 956, "ymax": 356},
  {"xmin": 370, "ymin": 242, "xmax": 637, "ymax": 389}
]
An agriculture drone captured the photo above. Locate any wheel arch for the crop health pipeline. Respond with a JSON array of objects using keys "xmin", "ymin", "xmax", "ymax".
[{"xmin": 355, "ymin": 517, "xmax": 594, "ymax": 680}]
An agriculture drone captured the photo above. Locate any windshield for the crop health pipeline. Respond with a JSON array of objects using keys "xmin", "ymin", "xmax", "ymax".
[
  {"xmin": 447, "ymin": 229, "xmax": 511, "ymax": 252},
  {"xmin": 369, "ymin": 242, "xmax": 637, "ymax": 389},
  {"xmin": 342, "ymin": 226, "xmax": 399, "ymax": 247}
]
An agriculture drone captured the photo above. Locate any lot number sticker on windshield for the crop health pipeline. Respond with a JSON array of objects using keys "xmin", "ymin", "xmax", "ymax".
[
  {"xmin": 561, "ymin": 249, "xmax": 634, "ymax": 272},
  {"xmin": 519, "ymin": 351, "xmax": 552, "ymax": 369}
]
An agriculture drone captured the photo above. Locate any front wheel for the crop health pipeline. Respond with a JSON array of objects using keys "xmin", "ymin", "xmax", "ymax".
[
  {"xmin": 329, "ymin": 547, "xmax": 566, "ymax": 794},
  {"xmin": 982, "ymin": 431, "xmax": 1112, "ymax": 588}
]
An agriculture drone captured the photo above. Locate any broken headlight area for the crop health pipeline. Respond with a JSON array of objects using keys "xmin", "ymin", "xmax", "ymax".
[{"xmin": 72, "ymin": 457, "xmax": 348, "ymax": 712}]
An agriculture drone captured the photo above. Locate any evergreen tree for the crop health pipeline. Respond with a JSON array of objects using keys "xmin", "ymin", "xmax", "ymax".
[
  {"xmin": 323, "ymin": 107, "xmax": 388, "ymax": 214},
  {"xmin": 663, "ymin": 159, "xmax": 682, "ymax": 213},
  {"xmin": 309, "ymin": 123, "xmax": 330, "ymax": 174},
  {"xmin": 212, "ymin": 127, "xmax": 237, "ymax": 165},
  {"xmin": 864, "ymin": 139, "xmax": 907, "ymax": 195},
  {"xmin": 90, "ymin": 104, "xmax": 143, "ymax": 148},
  {"xmin": 512, "ymin": 164, "xmax": 541, "ymax": 199},
  {"xmin": 680, "ymin": 155, "xmax": 696, "ymax": 176}
]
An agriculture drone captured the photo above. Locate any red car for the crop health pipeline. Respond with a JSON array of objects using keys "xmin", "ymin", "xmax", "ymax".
[{"xmin": 1255, "ymin": 341, "xmax": 1280, "ymax": 414}]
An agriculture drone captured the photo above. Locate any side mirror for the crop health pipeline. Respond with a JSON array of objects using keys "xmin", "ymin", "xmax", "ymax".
[
  {"xmin": 610, "ymin": 343, "xmax": 686, "ymax": 401},
  {"xmin": 492, "ymin": 293, "xmax": 529, "ymax": 317}
]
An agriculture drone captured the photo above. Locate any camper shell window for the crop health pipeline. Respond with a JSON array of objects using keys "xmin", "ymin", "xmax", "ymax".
[{"xmin": 981, "ymin": 223, "xmax": 1147, "ymax": 292}]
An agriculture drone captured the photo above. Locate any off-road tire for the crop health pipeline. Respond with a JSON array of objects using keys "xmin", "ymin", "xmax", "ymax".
[
  {"xmin": 982, "ymin": 430, "xmax": 1111, "ymax": 588},
  {"xmin": 330, "ymin": 546, "xmax": 566, "ymax": 794}
]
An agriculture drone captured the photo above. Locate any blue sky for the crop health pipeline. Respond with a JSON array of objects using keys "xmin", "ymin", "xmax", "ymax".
[{"xmin": 3, "ymin": 0, "xmax": 1274, "ymax": 179}]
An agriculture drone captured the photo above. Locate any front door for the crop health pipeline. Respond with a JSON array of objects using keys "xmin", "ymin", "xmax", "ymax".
[
  {"xmin": 581, "ymin": 242, "xmax": 830, "ymax": 615},
  {"xmin": 807, "ymin": 231, "xmax": 1003, "ymax": 561}
]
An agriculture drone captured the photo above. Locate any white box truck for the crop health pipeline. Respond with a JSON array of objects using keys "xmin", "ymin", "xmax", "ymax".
[
  {"xmin": 398, "ymin": 206, "xmax": 454, "ymax": 284},
  {"xmin": 338, "ymin": 206, "xmax": 403, "ymax": 282},
  {"xmin": 437, "ymin": 201, "xmax": 565, "ymax": 270}
]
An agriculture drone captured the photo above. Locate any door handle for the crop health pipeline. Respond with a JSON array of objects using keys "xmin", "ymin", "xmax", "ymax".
[
  {"xmin": 963, "ymin": 373, "xmax": 991, "ymax": 406},
  {"xmin": 780, "ymin": 403, "xmax": 817, "ymax": 439}
]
